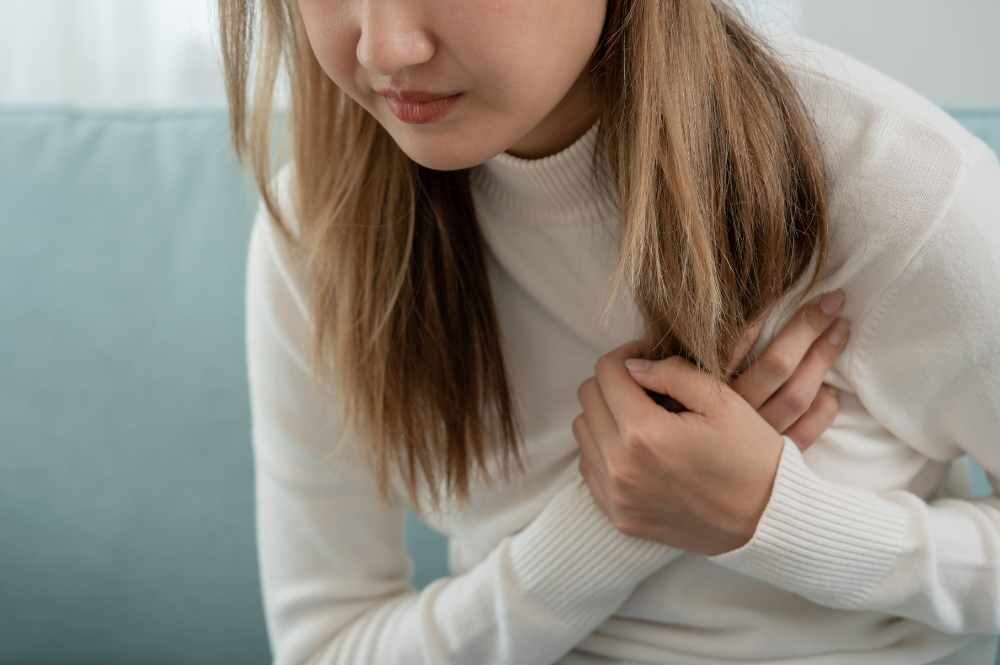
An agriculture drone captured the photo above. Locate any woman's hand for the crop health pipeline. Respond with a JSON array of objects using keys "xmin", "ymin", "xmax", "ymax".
[
  {"xmin": 726, "ymin": 289, "xmax": 850, "ymax": 451},
  {"xmin": 571, "ymin": 290, "xmax": 851, "ymax": 556}
]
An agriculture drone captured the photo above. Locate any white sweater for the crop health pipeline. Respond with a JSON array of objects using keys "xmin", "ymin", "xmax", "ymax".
[{"xmin": 245, "ymin": 30, "xmax": 1000, "ymax": 665}]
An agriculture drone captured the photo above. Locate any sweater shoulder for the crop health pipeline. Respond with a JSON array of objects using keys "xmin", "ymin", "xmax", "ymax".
[
  {"xmin": 747, "ymin": 33, "xmax": 997, "ymax": 365},
  {"xmin": 768, "ymin": 32, "xmax": 995, "ymax": 219},
  {"xmin": 763, "ymin": 32, "xmax": 989, "ymax": 303},
  {"xmin": 769, "ymin": 31, "xmax": 991, "ymax": 165}
]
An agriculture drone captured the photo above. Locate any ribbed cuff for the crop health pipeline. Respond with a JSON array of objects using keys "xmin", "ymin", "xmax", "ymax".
[
  {"xmin": 705, "ymin": 435, "xmax": 911, "ymax": 610},
  {"xmin": 509, "ymin": 469, "xmax": 683, "ymax": 626}
]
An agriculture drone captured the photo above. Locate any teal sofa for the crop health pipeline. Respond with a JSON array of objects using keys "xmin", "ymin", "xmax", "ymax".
[{"xmin": 2, "ymin": 105, "xmax": 997, "ymax": 665}]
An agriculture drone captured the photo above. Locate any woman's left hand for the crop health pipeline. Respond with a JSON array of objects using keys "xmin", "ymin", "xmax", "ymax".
[{"xmin": 572, "ymin": 339, "xmax": 784, "ymax": 556}]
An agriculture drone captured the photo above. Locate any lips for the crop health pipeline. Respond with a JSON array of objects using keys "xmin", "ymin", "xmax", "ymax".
[
  {"xmin": 383, "ymin": 92, "xmax": 462, "ymax": 124},
  {"xmin": 378, "ymin": 89, "xmax": 459, "ymax": 103}
]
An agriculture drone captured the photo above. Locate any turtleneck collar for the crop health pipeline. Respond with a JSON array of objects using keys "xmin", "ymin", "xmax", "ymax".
[{"xmin": 469, "ymin": 118, "xmax": 619, "ymax": 224}]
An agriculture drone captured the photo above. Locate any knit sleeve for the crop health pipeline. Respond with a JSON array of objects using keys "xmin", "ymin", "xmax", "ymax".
[
  {"xmin": 703, "ymin": 145, "xmax": 1000, "ymax": 635},
  {"xmin": 245, "ymin": 199, "xmax": 684, "ymax": 665}
]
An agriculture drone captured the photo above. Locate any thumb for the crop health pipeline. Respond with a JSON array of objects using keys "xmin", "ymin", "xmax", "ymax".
[{"xmin": 626, "ymin": 355, "xmax": 726, "ymax": 416}]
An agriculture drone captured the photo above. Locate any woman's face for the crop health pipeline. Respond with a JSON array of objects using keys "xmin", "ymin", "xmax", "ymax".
[{"xmin": 295, "ymin": 0, "xmax": 607, "ymax": 170}]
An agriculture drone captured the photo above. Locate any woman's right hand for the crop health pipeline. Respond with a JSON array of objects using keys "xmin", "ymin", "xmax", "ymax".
[{"xmin": 726, "ymin": 290, "xmax": 851, "ymax": 453}]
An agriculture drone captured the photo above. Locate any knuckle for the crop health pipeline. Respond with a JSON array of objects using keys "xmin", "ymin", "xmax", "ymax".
[
  {"xmin": 619, "ymin": 423, "xmax": 649, "ymax": 453},
  {"xmin": 790, "ymin": 413, "xmax": 824, "ymax": 446},
  {"xmin": 577, "ymin": 376, "xmax": 595, "ymax": 404},
  {"xmin": 804, "ymin": 302, "xmax": 832, "ymax": 330},
  {"xmin": 594, "ymin": 353, "xmax": 615, "ymax": 376},
  {"xmin": 760, "ymin": 350, "xmax": 796, "ymax": 379},
  {"xmin": 606, "ymin": 459, "xmax": 626, "ymax": 486},
  {"xmin": 607, "ymin": 456, "xmax": 638, "ymax": 489},
  {"xmin": 781, "ymin": 385, "xmax": 813, "ymax": 414}
]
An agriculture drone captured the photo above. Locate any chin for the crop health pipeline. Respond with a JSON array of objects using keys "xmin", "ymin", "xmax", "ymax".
[
  {"xmin": 391, "ymin": 138, "xmax": 488, "ymax": 173},
  {"xmin": 409, "ymin": 154, "xmax": 482, "ymax": 173}
]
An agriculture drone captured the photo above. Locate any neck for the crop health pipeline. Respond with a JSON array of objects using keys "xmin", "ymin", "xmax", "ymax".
[{"xmin": 470, "ymin": 118, "xmax": 618, "ymax": 224}]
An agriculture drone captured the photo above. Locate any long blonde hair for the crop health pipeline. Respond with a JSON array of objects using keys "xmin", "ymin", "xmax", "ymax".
[{"xmin": 219, "ymin": 0, "xmax": 829, "ymax": 514}]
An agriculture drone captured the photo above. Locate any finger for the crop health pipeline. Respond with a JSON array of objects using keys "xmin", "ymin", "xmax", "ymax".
[
  {"xmin": 725, "ymin": 318, "xmax": 764, "ymax": 377},
  {"xmin": 782, "ymin": 384, "xmax": 841, "ymax": 452},
  {"xmin": 572, "ymin": 413, "xmax": 601, "ymax": 476},
  {"xmin": 572, "ymin": 414, "xmax": 612, "ymax": 515},
  {"xmin": 626, "ymin": 354, "xmax": 726, "ymax": 417},
  {"xmin": 576, "ymin": 376, "xmax": 621, "ymax": 459},
  {"xmin": 732, "ymin": 291, "xmax": 845, "ymax": 410},
  {"xmin": 756, "ymin": 317, "xmax": 851, "ymax": 432},
  {"xmin": 594, "ymin": 338, "xmax": 668, "ymax": 433},
  {"xmin": 725, "ymin": 304, "xmax": 775, "ymax": 376}
]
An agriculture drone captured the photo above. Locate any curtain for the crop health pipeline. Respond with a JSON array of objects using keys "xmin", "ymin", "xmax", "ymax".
[{"xmin": 0, "ymin": 0, "xmax": 229, "ymax": 107}]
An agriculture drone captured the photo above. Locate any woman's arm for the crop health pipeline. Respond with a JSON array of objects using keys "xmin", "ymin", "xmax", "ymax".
[
  {"xmin": 704, "ymin": 146, "xmax": 1000, "ymax": 635},
  {"xmin": 246, "ymin": 205, "xmax": 684, "ymax": 665},
  {"xmin": 249, "ymin": 161, "xmax": 856, "ymax": 663}
]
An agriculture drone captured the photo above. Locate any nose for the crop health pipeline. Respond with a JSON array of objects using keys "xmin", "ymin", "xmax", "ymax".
[{"xmin": 356, "ymin": 2, "xmax": 435, "ymax": 76}]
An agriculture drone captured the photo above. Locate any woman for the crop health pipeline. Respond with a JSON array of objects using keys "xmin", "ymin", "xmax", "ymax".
[{"xmin": 223, "ymin": 0, "xmax": 1000, "ymax": 663}]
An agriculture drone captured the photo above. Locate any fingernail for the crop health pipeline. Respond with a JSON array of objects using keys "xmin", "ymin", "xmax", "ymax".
[
  {"xmin": 625, "ymin": 358, "xmax": 653, "ymax": 373},
  {"xmin": 829, "ymin": 319, "xmax": 850, "ymax": 346},
  {"xmin": 820, "ymin": 289, "xmax": 846, "ymax": 315}
]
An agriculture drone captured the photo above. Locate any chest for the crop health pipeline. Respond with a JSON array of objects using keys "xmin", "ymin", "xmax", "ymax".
[{"xmin": 418, "ymin": 227, "xmax": 958, "ymax": 572}]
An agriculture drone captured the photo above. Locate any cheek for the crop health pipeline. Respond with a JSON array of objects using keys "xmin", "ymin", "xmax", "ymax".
[
  {"xmin": 296, "ymin": 2, "xmax": 356, "ymax": 88},
  {"xmin": 463, "ymin": 4, "xmax": 603, "ymax": 96}
]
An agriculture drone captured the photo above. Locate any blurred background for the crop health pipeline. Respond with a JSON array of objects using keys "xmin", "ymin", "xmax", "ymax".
[{"xmin": 2, "ymin": 1, "xmax": 997, "ymax": 664}]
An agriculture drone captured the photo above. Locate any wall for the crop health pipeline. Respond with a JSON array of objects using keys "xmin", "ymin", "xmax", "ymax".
[{"xmin": 796, "ymin": 0, "xmax": 1000, "ymax": 108}]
